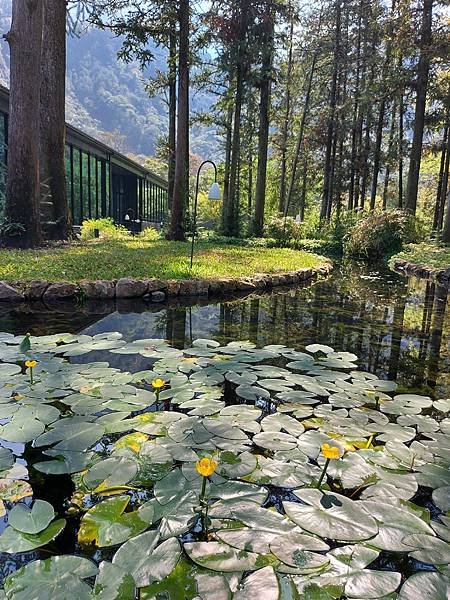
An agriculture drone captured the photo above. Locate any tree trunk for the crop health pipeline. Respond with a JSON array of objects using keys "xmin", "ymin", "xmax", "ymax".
[
  {"xmin": 320, "ymin": 0, "xmax": 341, "ymax": 220},
  {"xmin": 220, "ymin": 99, "xmax": 233, "ymax": 232},
  {"xmin": 382, "ymin": 101, "xmax": 397, "ymax": 210},
  {"xmin": 2, "ymin": 0, "xmax": 43, "ymax": 248},
  {"xmin": 224, "ymin": 5, "xmax": 247, "ymax": 237},
  {"xmin": 167, "ymin": 0, "xmax": 189, "ymax": 241},
  {"xmin": 404, "ymin": 0, "xmax": 433, "ymax": 214},
  {"xmin": 442, "ymin": 188, "xmax": 450, "ymax": 243},
  {"xmin": 436, "ymin": 124, "xmax": 450, "ymax": 232},
  {"xmin": 370, "ymin": 98, "xmax": 386, "ymax": 210},
  {"xmin": 279, "ymin": 12, "xmax": 294, "ymax": 213},
  {"xmin": 167, "ymin": 23, "xmax": 177, "ymax": 206},
  {"xmin": 283, "ymin": 45, "xmax": 319, "ymax": 217},
  {"xmin": 398, "ymin": 90, "xmax": 404, "ymax": 208},
  {"xmin": 348, "ymin": 0, "xmax": 363, "ymax": 210},
  {"xmin": 40, "ymin": 0, "xmax": 71, "ymax": 241},
  {"xmin": 252, "ymin": 13, "xmax": 274, "ymax": 237},
  {"xmin": 299, "ymin": 158, "xmax": 307, "ymax": 221}
]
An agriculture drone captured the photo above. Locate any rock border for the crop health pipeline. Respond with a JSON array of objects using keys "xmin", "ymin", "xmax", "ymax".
[
  {"xmin": 0, "ymin": 263, "xmax": 332, "ymax": 303},
  {"xmin": 391, "ymin": 258, "xmax": 450, "ymax": 287}
]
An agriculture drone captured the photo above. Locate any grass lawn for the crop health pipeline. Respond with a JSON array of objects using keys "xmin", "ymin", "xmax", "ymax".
[
  {"xmin": 391, "ymin": 242, "xmax": 450, "ymax": 272},
  {"xmin": 0, "ymin": 239, "xmax": 328, "ymax": 283}
]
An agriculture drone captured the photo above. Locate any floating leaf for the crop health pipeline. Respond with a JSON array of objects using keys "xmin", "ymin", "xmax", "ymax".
[
  {"xmin": 284, "ymin": 489, "xmax": 378, "ymax": 542},
  {"xmin": 3, "ymin": 555, "xmax": 98, "ymax": 600},
  {"xmin": 78, "ymin": 496, "xmax": 153, "ymax": 547},
  {"xmin": 8, "ymin": 499, "xmax": 55, "ymax": 534},
  {"xmin": 0, "ymin": 518, "xmax": 66, "ymax": 553}
]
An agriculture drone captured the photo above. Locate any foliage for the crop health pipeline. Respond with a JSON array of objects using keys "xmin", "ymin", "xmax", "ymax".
[
  {"xmin": 137, "ymin": 227, "xmax": 161, "ymax": 242},
  {"xmin": 0, "ymin": 239, "xmax": 327, "ymax": 282},
  {"xmin": 263, "ymin": 216, "xmax": 302, "ymax": 247},
  {"xmin": 344, "ymin": 210, "xmax": 425, "ymax": 259},
  {"xmin": 0, "ymin": 332, "xmax": 448, "ymax": 597},
  {"xmin": 79, "ymin": 218, "xmax": 130, "ymax": 241}
]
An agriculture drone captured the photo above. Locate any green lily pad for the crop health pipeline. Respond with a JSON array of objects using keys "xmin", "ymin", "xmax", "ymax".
[
  {"xmin": 78, "ymin": 495, "xmax": 154, "ymax": 547},
  {"xmin": 91, "ymin": 561, "xmax": 135, "ymax": 600},
  {"xmin": 184, "ymin": 540, "xmax": 272, "ymax": 572},
  {"xmin": 0, "ymin": 518, "xmax": 66, "ymax": 553},
  {"xmin": 8, "ymin": 499, "xmax": 55, "ymax": 534},
  {"xmin": 234, "ymin": 567, "xmax": 279, "ymax": 600},
  {"xmin": 398, "ymin": 572, "xmax": 450, "ymax": 600},
  {"xmin": 284, "ymin": 489, "xmax": 378, "ymax": 542},
  {"xmin": 113, "ymin": 530, "xmax": 181, "ymax": 587},
  {"xmin": 3, "ymin": 555, "xmax": 98, "ymax": 600}
]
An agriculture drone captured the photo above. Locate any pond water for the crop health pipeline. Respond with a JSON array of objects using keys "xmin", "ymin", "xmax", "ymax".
[
  {"xmin": 0, "ymin": 263, "xmax": 449, "ymax": 598},
  {"xmin": 2, "ymin": 262, "xmax": 449, "ymax": 398}
]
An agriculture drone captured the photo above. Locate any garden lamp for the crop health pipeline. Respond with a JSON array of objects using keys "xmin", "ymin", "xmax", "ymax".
[{"xmin": 190, "ymin": 160, "xmax": 222, "ymax": 269}]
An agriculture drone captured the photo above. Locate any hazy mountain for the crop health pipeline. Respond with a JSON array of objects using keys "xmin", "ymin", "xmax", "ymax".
[{"xmin": 0, "ymin": 1, "xmax": 219, "ymax": 159}]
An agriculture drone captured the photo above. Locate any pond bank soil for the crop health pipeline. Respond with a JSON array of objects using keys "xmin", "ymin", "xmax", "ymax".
[{"xmin": 0, "ymin": 262, "xmax": 332, "ymax": 303}]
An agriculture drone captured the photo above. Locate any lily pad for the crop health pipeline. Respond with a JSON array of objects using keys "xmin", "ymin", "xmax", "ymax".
[{"xmin": 8, "ymin": 499, "xmax": 55, "ymax": 534}]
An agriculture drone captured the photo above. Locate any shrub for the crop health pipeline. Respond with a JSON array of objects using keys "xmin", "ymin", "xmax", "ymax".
[
  {"xmin": 80, "ymin": 218, "xmax": 129, "ymax": 241},
  {"xmin": 138, "ymin": 226, "xmax": 161, "ymax": 241},
  {"xmin": 264, "ymin": 216, "xmax": 302, "ymax": 246},
  {"xmin": 343, "ymin": 210, "xmax": 424, "ymax": 259}
]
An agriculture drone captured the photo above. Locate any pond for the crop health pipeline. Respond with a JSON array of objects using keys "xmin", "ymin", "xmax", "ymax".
[
  {"xmin": 2, "ymin": 263, "xmax": 449, "ymax": 398},
  {"xmin": 0, "ymin": 263, "xmax": 448, "ymax": 599}
]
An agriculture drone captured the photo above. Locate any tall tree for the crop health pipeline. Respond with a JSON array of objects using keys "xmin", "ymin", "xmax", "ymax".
[
  {"xmin": 40, "ymin": 0, "xmax": 72, "ymax": 240},
  {"xmin": 252, "ymin": 7, "xmax": 275, "ymax": 236},
  {"xmin": 167, "ymin": 0, "xmax": 189, "ymax": 240},
  {"xmin": 404, "ymin": 0, "xmax": 433, "ymax": 214},
  {"xmin": 2, "ymin": 0, "xmax": 43, "ymax": 248}
]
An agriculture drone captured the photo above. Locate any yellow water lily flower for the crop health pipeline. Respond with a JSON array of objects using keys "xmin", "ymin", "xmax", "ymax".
[
  {"xmin": 196, "ymin": 457, "xmax": 217, "ymax": 477},
  {"xmin": 365, "ymin": 389, "xmax": 376, "ymax": 397},
  {"xmin": 25, "ymin": 360, "xmax": 37, "ymax": 369},
  {"xmin": 321, "ymin": 443, "xmax": 342, "ymax": 460},
  {"xmin": 152, "ymin": 378, "xmax": 165, "ymax": 389}
]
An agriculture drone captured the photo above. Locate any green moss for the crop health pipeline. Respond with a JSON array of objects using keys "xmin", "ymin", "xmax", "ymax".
[
  {"xmin": 0, "ymin": 239, "xmax": 328, "ymax": 283},
  {"xmin": 391, "ymin": 243, "xmax": 450, "ymax": 272}
]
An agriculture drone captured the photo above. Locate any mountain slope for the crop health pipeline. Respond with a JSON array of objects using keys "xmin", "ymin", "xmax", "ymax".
[{"xmin": 0, "ymin": 1, "xmax": 217, "ymax": 159}]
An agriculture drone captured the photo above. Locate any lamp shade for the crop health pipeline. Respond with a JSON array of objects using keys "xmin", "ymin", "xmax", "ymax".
[{"xmin": 208, "ymin": 182, "xmax": 222, "ymax": 201}]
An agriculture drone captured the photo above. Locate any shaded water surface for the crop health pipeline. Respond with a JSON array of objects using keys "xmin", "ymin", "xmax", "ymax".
[{"xmin": 1, "ymin": 262, "xmax": 449, "ymax": 398}]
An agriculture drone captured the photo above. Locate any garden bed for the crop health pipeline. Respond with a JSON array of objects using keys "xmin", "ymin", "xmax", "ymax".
[
  {"xmin": 0, "ymin": 239, "xmax": 331, "ymax": 301},
  {"xmin": 390, "ymin": 243, "xmax": 450, "ymax": 286}
]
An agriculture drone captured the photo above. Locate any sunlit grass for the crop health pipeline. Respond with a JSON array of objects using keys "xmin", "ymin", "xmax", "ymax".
[
  {"xmin": 0, "ymin": 239, "xmax": 328, "ymax": 283},
  {"xmin": 392, "ymin": 242, "xmax": 450, "ymax": 271}
]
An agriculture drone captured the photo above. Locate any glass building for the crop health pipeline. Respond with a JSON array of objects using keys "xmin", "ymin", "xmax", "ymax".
[{"xmin": 0, "ymin": 85, "xmax": 168, "ymax": 230}]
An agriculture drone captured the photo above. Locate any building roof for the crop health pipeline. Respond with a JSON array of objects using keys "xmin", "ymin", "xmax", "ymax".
[{"xmin": 0, "ymin": 84, "xmax": 168, "ymax": 189}]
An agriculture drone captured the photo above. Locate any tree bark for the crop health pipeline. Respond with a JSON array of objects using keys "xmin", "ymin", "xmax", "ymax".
[
  {"xmin": 2, "ymin": 0, "xmax": 43, "ymax": 247},
  {"xmin": 436, "ymin": 124, "xmax": 450, "ymax": 232},
  {"xmin": 279, "ymin": 11, "xmax": 294, "ymax": 213},
  {"xmin": 40, "ymin": 0, "xmax": 71, "ymax": 241},
  {"xmin": 220, "ymin": 99, "xmax": 233, "ymax": 232},
  {"xmin": 167, "ymin": 22, "xmax": 177, "ymax": 206},
  {"xmin": 167, "ymin": 0, "xmax": 189, "ymax": 241},
  {"xmin": 320, "ymin": 0, "xmax": 341, "ymax": 220},
  {"xmin": 442, "ymin": 188, "xmax": 450, "ymax": 243},
  {"xmin": 252, "ymin": 12, "xmax": 274, "ymax": 236},
  {"xmin": 404, "ymin": 0, "xmax": 433, "ymax": 214}
]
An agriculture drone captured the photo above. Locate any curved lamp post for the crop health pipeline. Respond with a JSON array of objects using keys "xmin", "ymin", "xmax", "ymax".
[{"xmin": 190, "ymin": 160, "xmax": 222, "ymax": 269}]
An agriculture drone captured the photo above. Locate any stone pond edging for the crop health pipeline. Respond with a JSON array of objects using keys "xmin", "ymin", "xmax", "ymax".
[
  {"xmin": 0, "ymin": 263, "xmax": 332, "ymax": 303},
  {"xmin": 392, "ymin": 258, "xmax": 450, "ymax": 287}
]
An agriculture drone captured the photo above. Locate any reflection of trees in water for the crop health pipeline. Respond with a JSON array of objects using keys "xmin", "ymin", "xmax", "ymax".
[
  {"xmin": 0, "ymin": 265, "xmax": 447, "ymax": 396},
  {"xmin": 205, "ymin": 272, "xmax": 449, "ymax": 396}
]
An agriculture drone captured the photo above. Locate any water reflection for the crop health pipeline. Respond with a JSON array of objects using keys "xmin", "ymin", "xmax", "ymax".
[{"xmin": 1, "ymin": 263, "xmax": 449, "ymax": 397}]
